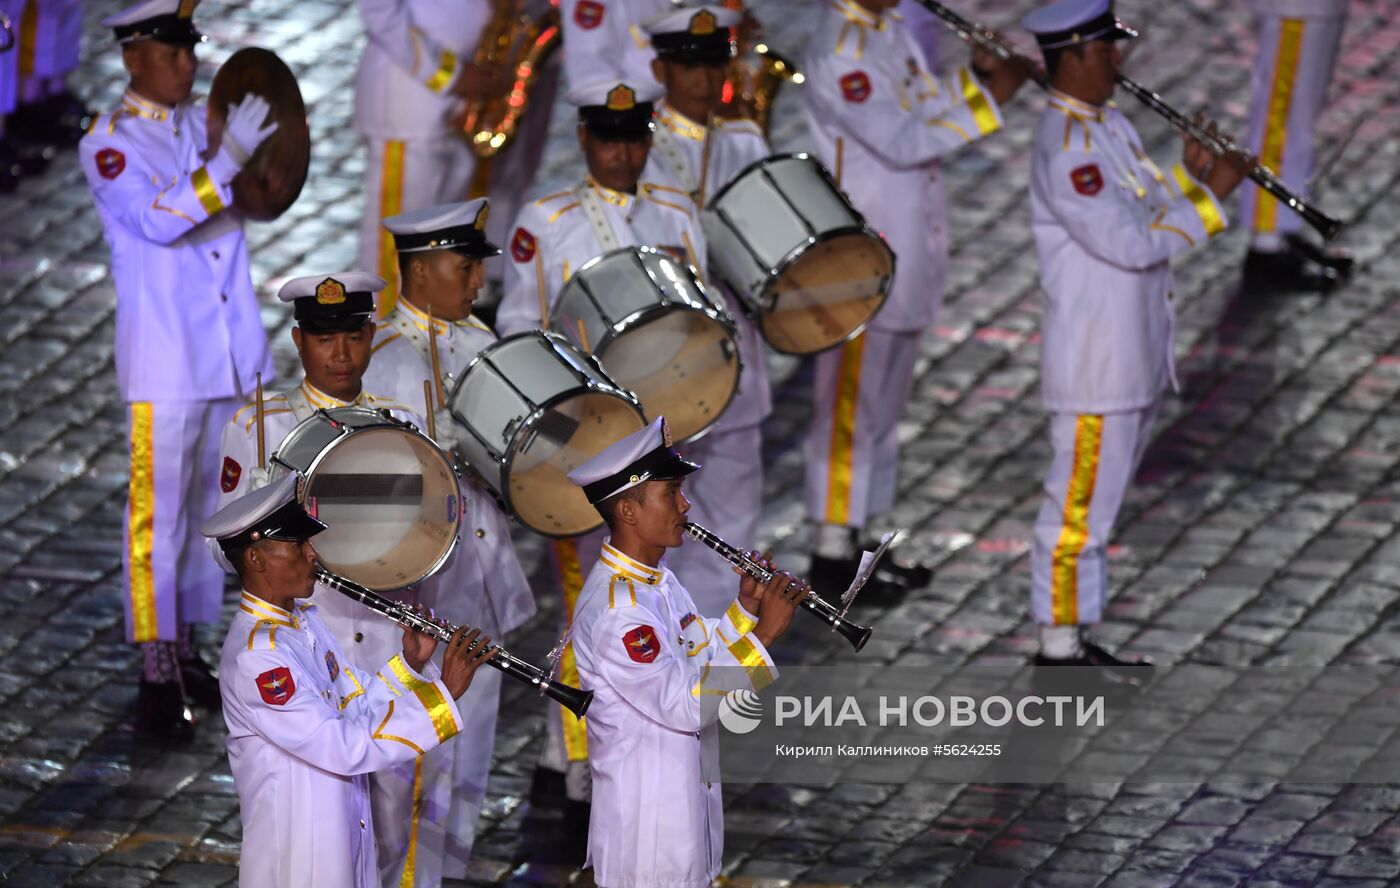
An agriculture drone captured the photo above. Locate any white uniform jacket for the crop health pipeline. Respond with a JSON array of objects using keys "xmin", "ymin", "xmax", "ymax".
[
  {"xmin": 1030, "ymin": 89, "xmax": 1228, "ymax": 413},
  {"xmin": 572, "ymin": 542, "xmax": 777, "ymax": 888},
  {"xmin": 642, "ymin": 102, "xmax": 772, "ymax": 432},
  {"xmin": 220, "ymin": 591, "xmax": 464, "ymax": 888},
  {"xmin": 1246, "ymin": 0, "xmax": 1347, "ymax": 15},
  {"xmin": 361, "ymin": 299, "xmax": 537, "ymax": 636},
  {"xmin": 353, "ymin": 0, "xmax": 492, "ymax": 140},
  {"xmin": 498, "ymin": 177, "xmax": 707, "ymax": 336},
  {"xmin": 559, "ymin": 0, "xmax": 668, "ymax": 89},
  {"xmin": 80, "ymin": 91, "xmax": 273, "ymax": 402},
  {"xmin": 802, "ymin": 0, "xmax": 1005, "ymax": 333}
]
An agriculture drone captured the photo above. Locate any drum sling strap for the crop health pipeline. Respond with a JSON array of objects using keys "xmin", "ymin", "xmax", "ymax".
[
  {"xmin": 575, "ymin": 181, "xmax": 630, "ymax": 255},
  {"xmin": 651, "ymin": 123, "xmax": 698, "ymax": 196},
  {"xmin": 283, "ymin": 384, "xmax": 317, "ymax": 423},
  {"xmin": 386, "ymin": 308, "xmax": 443, "ymax": 388}
]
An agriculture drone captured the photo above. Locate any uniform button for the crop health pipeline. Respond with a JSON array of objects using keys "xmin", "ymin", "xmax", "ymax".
[
  {"xmin": 360, "ymin": 819, "xmax": 367, "ymax": 829},
  {"xmin": 211, "ymin": 250, "xmax": 220, "ymax": 260},
  {"xmin": 220, "ymin": 293, "xmax": 228, "ymax": 303},
  {"xmin": 354, "ymin": 632, "xmax": 364, "ymax": 643},
  {"xmin": 475, "ymin": 529, "xmax": 486, "ymax": 538}
]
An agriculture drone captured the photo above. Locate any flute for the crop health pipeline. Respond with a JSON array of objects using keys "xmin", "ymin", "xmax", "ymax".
[
  {"xmin": 682, "ymin": 522, "xmax": 874, "ymax": 652},
  {"xmin": 913, "ymin": 0, "xmax": 1344, "ymax": 241},
  {"xmin": 315, "ymin": 568, "xmax": 593, "ymax": 717}
]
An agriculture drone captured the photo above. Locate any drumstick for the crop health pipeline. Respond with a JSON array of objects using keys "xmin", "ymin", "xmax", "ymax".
[
  {"xmin": 255, "ymin": 372, "xmax": 266, "ymax": 470},
  {"xmin": 682, "ymin": 230, "xmax": 706, "ymax": 285},
  {"xmin": 696, "ymin": 111, "xmax": 716, "ymax": 207},
  {"xmin": 426, "ymin": 307, "xmax": 445, "ymax": 409},
  {"xmin": 424, "ymin": 380, "xmax": 437, "ymax": 440},
  {"xmin": 834, "ymin": 137, "xmax": 844, "ymax": 188},
  {"xmin": 576, "ymin": 318, "xmax": 591, "ymax": 352},
  {"xmin": 535, "ymin": 252, "xmax": 550, "ymax": 328}
]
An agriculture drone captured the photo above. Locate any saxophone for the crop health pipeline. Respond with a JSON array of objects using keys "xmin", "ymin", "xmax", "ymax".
[{"xmin": 460, "ymin": 0, "xmax": 563, "ymax": 159}]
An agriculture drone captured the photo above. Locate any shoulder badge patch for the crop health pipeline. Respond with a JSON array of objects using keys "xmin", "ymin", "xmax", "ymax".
[
  {"xmin": 325, "ymin": 650, "xmax": 340, "ymax": 681},
  {"xmin": 220, "ymin": 456, "xmax": 242, "ymax": 493},
  {"xmin": 839, "ymin": 71, "xmax": 872, "ymax": 104},
  {"xmin": 622, "ymin": 625, "xmax": 660, "ymax": 663},
  {"xmin": 95, "ymin": 147, "xmax": 126, "ymax": 180},
  {"xmin": 1070, "ymin": 163, "xmax": 1103, "ymax": 196},
  {"xmin": 511, "ymin": 227, "xmax": 537, "ymax": 263},
  {"xmin": 256, "ymin": 666, "xmax": 296, "ymax": 706},
  {"xmin": 575, "ymin": 0, "xmax": 604, "ymax": 29}
]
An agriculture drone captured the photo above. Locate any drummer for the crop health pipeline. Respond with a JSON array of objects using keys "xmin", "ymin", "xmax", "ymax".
[
  {"xmin": 637, "ymin": 4, "xmax": 773, "ymax": 620},
  {"xmin": 496, "ymin": 77, "xmax": 706, "ymax": 830},
  {"xmin": 362, "ymin": 197, "xmax": 537, "ymax": 884},
  {"xmin": 79, "ymin": 0, "xmax": 280, "ymax": 738}
]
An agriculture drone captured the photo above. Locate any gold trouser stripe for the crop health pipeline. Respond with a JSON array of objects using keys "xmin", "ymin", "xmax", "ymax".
[
  {"xmin": 555, "ymin": 540, "xmax": 589, "ymax": 761},
  {"xmin": 389, "ymin": 655, "xmax": 458, "ymax": 743},
  {"xmin": 377, "ymin": 141, "xmax": 406, "ymax": 317},
  {"xmin": 396, "ymin": 755, "xmax": 424, "ymax": 888},
  {"xmin": 128, "ymin": 403, "xmax": 158, "ymax": 642},
  {"xmin": 959, "ymin": 68, "xmax": 1001, "ymax": 136},
  {"xmin": 823, "ymin": 334, "xmax": 866, "ymax": 525},
  {"xmin": 1171, "ymin": 165, "xmax": 1226, "ymax": 238},
  {"xmin": 1050, "ymin": 415, "xmax": 1103, "ymax": 626},
  {"xmin": 1254, "ymin": 19, "xmax": 1305, "ymax": 233},
  {"xmin": 727, "ymin": 633, "xmax": 774, "ymax": 692},
  {"xmin": 18, "ymin": 1, "xmax": 36, "ymax": 80},
  {"xmin": 191, "ymin": 166, "xmax": 225, "ymax": 216}
]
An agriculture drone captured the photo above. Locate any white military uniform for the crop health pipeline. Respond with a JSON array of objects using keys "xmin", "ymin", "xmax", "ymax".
[
  {"xmin": 800, "ymin": 0, "xmax": 1004, "ymax": 531},
  {"xmin": 81, "ymin": 89, "xmax": 273, "ymax": 644},
  {"xmin": 1239, "ymin": 0, "xmax": 1347, "ymax": 250},
  {"xmin": 559, "ymin": 0, "xmax": 668, "ymax": 89},
  {"xmin": 17, "ymin": 0, "xmax": 83, "ymax": 99},
  {"xmin": 362, "ymin": 297, "xmax": 536, "ymax": 884},
  {"xmin": 221, "ymin": 591, "xmax": 465, "ymax": 888},
  {"xmin": 572, "ymin": 542, "xmax": 777, "ymax": 888},
  {"xmin": 641, "ymin": 98, "xmax": 774, "ymax": 617},
  {"xmin": 353, "ymin": 0, "xmax": 492, "ymax": 311},
  {"xmin": 1028, "ymin": 87, "xmax": 1227, "ymax": 628},
  {"xmin": 0, "ymin": 0, "xmax": 17, "ymax": 126}
]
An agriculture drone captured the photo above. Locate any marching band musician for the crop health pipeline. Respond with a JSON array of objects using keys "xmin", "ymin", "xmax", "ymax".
[
  {"xmin": 1021, "ymin": 0, "xmax": 1247, "ymax": 688},
  {"xmin": 637, "ymin": 3, "xmax": 774, "ymax": 619},
  {"xmin": 1239, "ymin": 0, "xmax": 1352, "ymax": 290},
  {"xmin": 567, "ymin": 417, "xmax": 805, "ymax": 888},
  {"xmin": 364, "ymin": 198, "xmax": 538, "ymax": 885},
  {"xmin": 353, "ymin": 0, "xmax": 502, "ymax": 314},
  {"xmin": 497, "ymin": 77, "xmax": 706, "ymax": 820},
  {"xmin": 206, "ymin": 473, "xmax": 496, "ymax": 888},
  {"xmin": 799, "ymin": 0, "xmax": 1031, "ymax": 600},
  {"xmin": 559, "ymin": 0, "xmax": 669, "ymax": 90},
  {"xmin": 79, "ymin": 0, "xmax": 279, "ymax": 738}
]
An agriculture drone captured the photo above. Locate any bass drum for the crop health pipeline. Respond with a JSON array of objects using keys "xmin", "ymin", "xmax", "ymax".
[
  {"xmin": 551, "ymin": 246, "xmax": 739, "ymax": 444},
  {"xmin": 207, "ymin": 47, "xmax": 311, "ymax": 221},
  {"xmin": 271, "ymin": 407, "xmax": 460, "ymax": 591},
  {"xmin": 448, "ymin": 331, "xmax": 647, "ymax": 537},
  {"xmin": 704, "ymin": 153, "xmax": 894, "ymax": 355}
]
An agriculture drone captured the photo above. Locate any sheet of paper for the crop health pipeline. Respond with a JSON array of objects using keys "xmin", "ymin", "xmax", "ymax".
[{"xmin": 841, "ymin": 530, "xmax": 901, "ymax": 607}]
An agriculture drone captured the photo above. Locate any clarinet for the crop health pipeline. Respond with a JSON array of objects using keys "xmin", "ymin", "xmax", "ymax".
[
  {"xmin": 682, "ymin": 523, "xmax": 874, "ymax": 652},
  {"xmin": 315, "ymin": 569, "xmax": 593, "ymax": 717},
  {"xmin": 913, "ymin": 0, "xmax": 1343, "ymax": 241}
]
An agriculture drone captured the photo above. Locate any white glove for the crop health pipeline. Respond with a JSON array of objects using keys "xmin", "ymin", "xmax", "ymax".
[
  {"xmin": 221, "ymin": 94, "xmax": 279, "ymax": 166},
  {"xmin": 432, "ymin": 408, "xmax": 459, "ymax": 451},
  {"xmin": 247, "ymin": 466, "xmax": 274, "ymax": 491}
]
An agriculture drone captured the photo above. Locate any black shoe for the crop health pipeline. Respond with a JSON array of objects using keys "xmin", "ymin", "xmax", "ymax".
[
  {"xmin": 180, "ymin": 655, "xmax": 222, "ymax": 709},
  {"xmin": 562, "ymin": 799, "xmax": 591, "ymax": 864},
  {"xmin": 1286, "ymin": 233, "xmax": 1354, "ymax": 278},
  {"xmin": 1243, "ymin": 245, "xmax": 1342, "ymax": 293},
  {"xmin": 8, "ymin": 97, "xmax": 85, "ymax": 148},
  {"xmin": 1081, "ymin": 639, "xmax": 1155, "ymax": 686},
  {"xmin": 135, "ymin": 679, "xmax": 195, "ymax": 739},
  {"xmin": 858, "ymin": 537, "xmax": 933, "ymax": 590},
  {"xmin": 0, "ymin": 136, "xmax": 48, "ymax": 179},
  {"xmin": 529, "ymin": 765, "xmax": 567, "ymax": 806},
  {"xmin": 1031, "ymin": 655, "xmax": 1139, "ymax": 703},
  {"xmin": 809, "ymin": 553, "xmax": 861, "ymax": 603}
]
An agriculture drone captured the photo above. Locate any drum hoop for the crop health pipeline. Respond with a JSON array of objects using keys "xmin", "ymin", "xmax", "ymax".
[
  {"xmin": 447, "ymin": 330, "xmax": 579, "ymax": 466},
  {"xmin": 705, "ymin": 151, "xmax": 821, "ymax": 211},
  {"xmin": 285, "ymin": 409, "xmax": 462, "ymax": 589}
]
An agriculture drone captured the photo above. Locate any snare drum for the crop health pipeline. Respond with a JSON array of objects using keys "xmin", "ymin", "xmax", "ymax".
[
  {"xmin": 271, "ymin": 408, "xmax": 460, "ymax": 591},
  {"xmin": 552, "ymin": 246, "xmax": 739, "ymax": 444},
  {"xmin": 704, "ymin": 153, "xmax": 895, "ymax": 355},
  {"xmin": 448, "ymin": 331, "xmax": 647, "ymax": 537}
]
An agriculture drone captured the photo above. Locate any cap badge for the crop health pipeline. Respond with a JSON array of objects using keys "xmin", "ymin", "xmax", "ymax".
[
  {"xmin": 690, "ymin": 10, "xmax": 717, "ymax": 35},
  {"xmin": 474, "ymin": 204, "xmax": 490, "ymax": 230},
  {"xmin": 606, "ymin": 84, "xmax": 637, "ymax": 111},
  {"xmin": 316, "ymin": 278, "xmax": 346, "ymax": 305}
]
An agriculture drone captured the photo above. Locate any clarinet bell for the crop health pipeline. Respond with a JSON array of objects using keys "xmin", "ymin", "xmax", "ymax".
[{"xmin": 544, "ymin": 679, "xmax": 593, "ymax": 718}]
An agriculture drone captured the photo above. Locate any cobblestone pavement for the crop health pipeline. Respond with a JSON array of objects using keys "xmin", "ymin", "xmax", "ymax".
[{"xmin": 2, "ymin": 0, "xmax": 1400, "ymax": 885}]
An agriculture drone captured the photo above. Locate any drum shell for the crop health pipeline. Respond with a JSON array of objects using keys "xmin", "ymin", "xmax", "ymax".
[
  {"xmin": 207, "ymin": 47, "xmax": 311, "ymax": 221},
  {"xmin": 552, "ymin": 246, "xmax": 740, "ymax": 443},
  {"xmin": 704, "ymin": 153, "xmax": 895, "ymax": 354}
]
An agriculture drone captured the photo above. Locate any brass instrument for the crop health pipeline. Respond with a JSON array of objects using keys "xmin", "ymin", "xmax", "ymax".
[
  {"xmin": 461, "ymin": 0, "xmax": 562, "ymax": 159},
  {"xmin": 718, "ymin": 2, "xmax": 802, "ymax": 135}
]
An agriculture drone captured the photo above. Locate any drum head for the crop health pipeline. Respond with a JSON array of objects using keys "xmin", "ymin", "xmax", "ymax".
[
  {"xmin": 506, "ymin": 390, "xmax": 647, "ymax": 537},
  {"xmin": 597, "ymin": 308, "xmax": 739, "ymax": 443},
  {"xmin": 303, "ymin": 427, "xmax": 459, "ymax": 590},
  {"xmin": 763, "ymin": 231, "xmax": 894, "ymax": 354},
  {"xmin": 207, "ymin": 47, "xmax": 310, "ymax": 221}
]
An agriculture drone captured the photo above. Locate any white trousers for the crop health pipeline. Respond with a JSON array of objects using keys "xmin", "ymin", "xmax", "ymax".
[
  {"xmin": 667, "ymin": 425, "xmax": 763, "ymax": 618},
  {"xmin": 123, "ymin": 398, "xmax": 238, "ymax": 643},
  {"xmin": 1239, "ymin": 9, "xmax": 1345, "ymax": 248},
  {"xmin": 540, "ymin": 529, "xmax": 604, "ymax": 795},
  {"xmin": 358, "ymin": 137, "xmax": 479, "ymax": 315},
  {"xmin": 1030, "ymin": 405, "xmax": 1158, "ymax": 627},
  {"xmin": 803, "ymin": 329, "xmax": 922, "ymax": 530}
]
